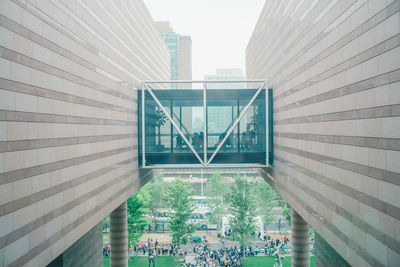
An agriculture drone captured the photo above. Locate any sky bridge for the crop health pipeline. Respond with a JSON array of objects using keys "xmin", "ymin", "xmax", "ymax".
[{"xmin": 139, "ymin": 80, "xmax": 273, "ymax": 168}]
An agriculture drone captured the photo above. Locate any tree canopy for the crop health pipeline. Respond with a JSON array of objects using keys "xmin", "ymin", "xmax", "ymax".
[
  {"xmin": 228, "ymin": 177, "xmax": 257, "ymax": 248},
  {"xmin": 127, "ymin": 190, "xmax": 150, "ymax": 245},
  {"xmin": 141, "ymin": 174, "xmax": 168, "ymax": 231},
  {"xmin": 255, "ymin": 180, "xmax": 279, "ymax": 227},
  {"xmin": 164, "ymin": 178, "xmax": 196, "ymax": 246},
  {"xmin": 205, "ymin": 172, "xmax": 230, "ymax": 227},
  {"xmin": 255, "ymin": 179, "xmax": 291, "ymax": 229}
]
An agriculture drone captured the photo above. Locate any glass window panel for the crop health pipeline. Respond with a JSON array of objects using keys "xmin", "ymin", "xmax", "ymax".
[
  {"xmin": 141, "ymin": 88, "xmax": 267, "ymax": 165},
  {"xmin": 207, "ymin": 99, "xmax": 238, "ymax": 153},
  {"xmin": 145, "ymin": 99, "xmax": 171, "ymax": 153},
  {"xmin": 239, "ymin": 98, "xmax": 266, "ymax": 153},
  {"xmin": 172, "ymin": 99, "xmax": 204, "ymax": 154}
]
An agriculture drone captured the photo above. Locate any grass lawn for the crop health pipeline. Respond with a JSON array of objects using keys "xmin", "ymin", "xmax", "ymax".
[
  {"xmin": 103, "ymin": 256, "xmax": 183, "ymax": 267},
  {"xmin": 242, "ymin": 256, "xmax": 314, "ymax": 267},
  {"xmin": 104, "ymin": 255, "xmax": 314, "ymax": 267}
]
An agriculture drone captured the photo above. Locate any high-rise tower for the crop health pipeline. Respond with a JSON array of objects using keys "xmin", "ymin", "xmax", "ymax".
[{"xmin": 155, "ymin": 21, "xmax": 192, "ymax": 89}]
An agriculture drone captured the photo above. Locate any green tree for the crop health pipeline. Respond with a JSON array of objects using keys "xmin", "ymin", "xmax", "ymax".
[
  {"xmin": 165, "ymin": 178, "xmax": 196, "ymax": 247},
  {"xmin": 127, "ymin": 190, "xmax": 150, "ymax": 245},
  {"xmin": 142, "ymin": 175, "xmax": 168, "ymax": 231},
  {"xmin": 282, "ymin": 201, "xmax": 291, "ymax": 225},
  {"xmin": 102, "ymin": 216, "xmax": 109, "ymax": 232},
  {"xmin": 228, "ymin": 177, "xmax": 257, "ymax": 257},
  {"xmin": 255, "ymin": 180, "xmax": 279, "ymax": 229},
  {"xmin": 205, "ymin": 172, "xmax": 230, "ymax": 228}
]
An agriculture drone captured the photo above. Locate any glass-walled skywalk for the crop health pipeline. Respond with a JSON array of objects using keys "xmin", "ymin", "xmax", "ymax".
[{"xmin": 138, "ymin": 80, "xmax": 271, "ymax": 167}]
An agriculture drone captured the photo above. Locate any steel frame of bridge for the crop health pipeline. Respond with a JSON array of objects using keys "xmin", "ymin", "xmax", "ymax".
[{"xmin": 140, "ymin": 79, "xmax": 269, "ymax": 169}]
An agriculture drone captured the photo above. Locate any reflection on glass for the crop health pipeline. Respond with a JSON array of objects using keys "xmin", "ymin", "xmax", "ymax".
[
  {"xmin": 141, "ymin": 88, "xmax": 267, "ymax": 164},
  {"xmin": 239, "ymin": 99, "xmax": 265, "ymax": 152},
  {"xmin": 207, "ymin": 100, "xmax": 238, "ymax": 152},
  {"xmin": 145, "ymin": 99, "xmax": 171, "ymax": 153},
  {"xmin": 172, "ymin": 100, "xmax": 203, "ymax": 154}
]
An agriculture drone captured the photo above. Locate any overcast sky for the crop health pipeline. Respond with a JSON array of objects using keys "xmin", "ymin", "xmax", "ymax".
[{"xmin": 143, "ymin": 0, "xmax": 266, "ymax": 80}]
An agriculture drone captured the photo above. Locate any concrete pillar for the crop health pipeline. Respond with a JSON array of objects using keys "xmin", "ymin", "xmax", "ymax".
[
  {"xmin": 291, "ymin": 209, "xmax": 310, "ymax": 267},
  {"xmin": 110, "ymin": 202, "xmax": 128, "ymax": 267}
]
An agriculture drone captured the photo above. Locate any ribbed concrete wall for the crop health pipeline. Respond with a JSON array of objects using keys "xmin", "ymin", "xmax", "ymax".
[
  {"xmin": 247, "ymin": 1, "xmax": 400, "ymax": 266},
  {"xmin": 0, "ymin": 0, "xmax": 169, "ymax": 266}
]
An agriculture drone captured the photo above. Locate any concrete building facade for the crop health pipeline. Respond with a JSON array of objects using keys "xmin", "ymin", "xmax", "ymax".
[
  {"xmin": 247, "ymin": 0, "xmax": 400, "ymax": 266},
  {"xmin": 0, "ymin": 0, "xmax": 169, "ymax": 266}
]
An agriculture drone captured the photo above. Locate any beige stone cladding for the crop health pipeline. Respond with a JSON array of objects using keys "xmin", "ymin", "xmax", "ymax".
[
  {"xmin": 0, "ymin": 0, "xmax": 169, "ymax": 266},
  {"xmin": 247, "ymin": 0, "xmax": 400, "ymax": 266}
]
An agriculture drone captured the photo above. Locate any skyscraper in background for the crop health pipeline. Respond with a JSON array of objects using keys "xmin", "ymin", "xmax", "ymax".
[
  {"xmin": 155, "ymin": 21, "xmax": 193, "ymax": 136},
  {"xmin": 204, "ymin": 68, "xmax": 245, "ymax": 89},
  {"xmin": 178, "ymin": 36, "xmax": 192, "ymax": 88},
  {"xmin": 155, "ymin": 21, "xmax": 192, "ymax": 89}
]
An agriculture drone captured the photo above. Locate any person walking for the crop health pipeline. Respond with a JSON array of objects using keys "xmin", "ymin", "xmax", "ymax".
[{"xmin": 148, "ymin": 247, "xmax": 156, "ymax": 267}]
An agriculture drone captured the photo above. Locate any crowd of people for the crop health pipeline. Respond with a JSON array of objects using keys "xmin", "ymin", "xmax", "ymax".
[
  {"xmin": 102, "ymin": 234, "xmax": 307, "ymax": 267},
  {"xmin": 186, "ymin": 236, "xmax": 292, "ymax": 267},
  {"xmin": 103, "ymin": 239, "xmax": 188, "ymax": 257},
  {"xmin": 264, "ymin": 237, "xmax": 289, "ymax": 256},
  {"xmin": 103, "ymin": 243, "xmax": 110, "ymax": 256},
  {"xmin": 132, "ymin": 239, "xmax": 189, "ymax": 257},
  {"xmin": 187, "ymin": 241, "xmax": 290, "ymax": 267},
  {"xmin": 191, "ymin": 243, "xmax": 242, "ymax": 267}
]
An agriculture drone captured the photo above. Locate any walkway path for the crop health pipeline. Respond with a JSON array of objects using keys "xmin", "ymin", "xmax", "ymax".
[{"xmin": 185, "ymin": 255, "xmax": 196, "ymax": 265}]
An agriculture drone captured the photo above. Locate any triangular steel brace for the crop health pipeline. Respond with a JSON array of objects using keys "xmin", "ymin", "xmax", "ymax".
[{"xmin": 141, "ymin": 80, "xmax": 267, "ymax": 167}]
